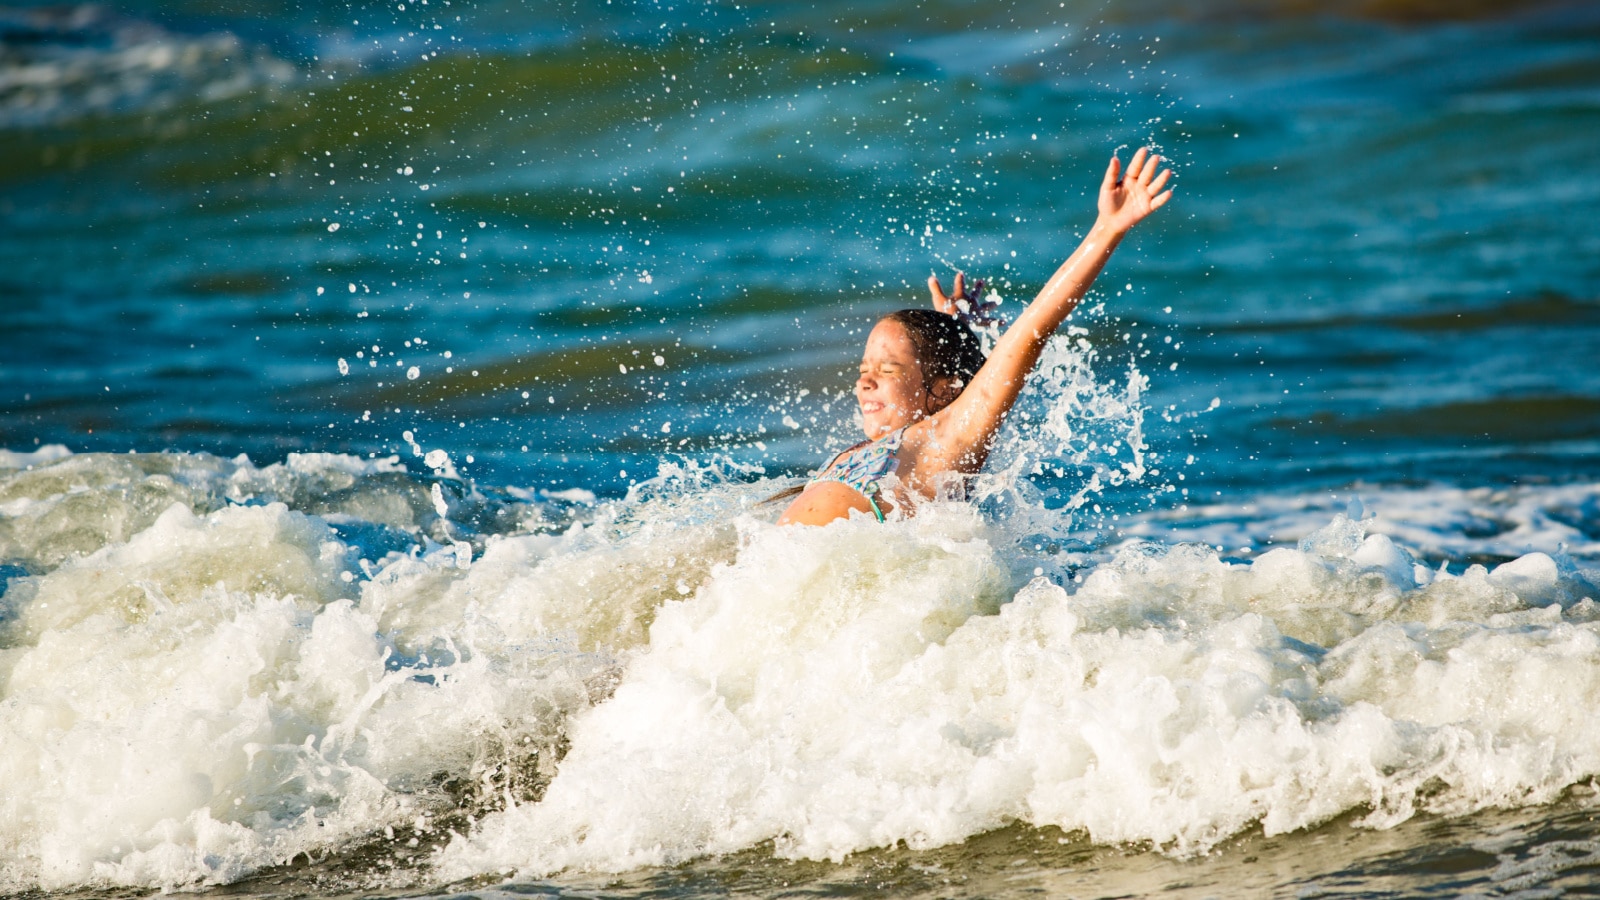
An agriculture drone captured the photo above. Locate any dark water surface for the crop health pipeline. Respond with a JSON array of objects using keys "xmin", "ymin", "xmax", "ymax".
[{"xmin": 4, "ymin": 0, "xmax": 1600, "ymax": 897}]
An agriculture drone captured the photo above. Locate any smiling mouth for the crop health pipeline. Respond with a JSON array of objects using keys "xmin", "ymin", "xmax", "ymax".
[{"xmin": 859, "ymin": 401, "xmax": 885, "ymax": 414}]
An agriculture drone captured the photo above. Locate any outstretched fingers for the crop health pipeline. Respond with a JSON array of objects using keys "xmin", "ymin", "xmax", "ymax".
[
  {"xmin": 1125, "ymin": 146, "xmax": 1150, "ymax": 183},
  {"xmin": 928, "ymin": 273, "xmax": 957, "ymax": 315},
  {"xmin": 1151, "ymin": 189, "xmax": 1174, "ymax": 210},
  {"xmin": 1148, "ymin": 166, "xmax": 1172, "ymax": 195},
  {"xmin": 1102, "ymin": 154, "xmax": 1122, "ymax": 192},
  {"xmin": 1142, "ymin": 155, "xmax": 1164, "ymax": 188}
]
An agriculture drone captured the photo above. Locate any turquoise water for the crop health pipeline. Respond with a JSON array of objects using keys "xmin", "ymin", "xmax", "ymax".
[
  {"xmin": 6, "ymin": 0, "xmax": 1597, "ymax": 500},
  {"xmin": 4, "ymin": 1, "xmax": 1600, "ymax": 896}
]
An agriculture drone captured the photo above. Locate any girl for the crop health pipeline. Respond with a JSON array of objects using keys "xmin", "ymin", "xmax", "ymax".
[{"xmin": 778, "ymin": 147, "xmax": 1173, "ymax": 526}]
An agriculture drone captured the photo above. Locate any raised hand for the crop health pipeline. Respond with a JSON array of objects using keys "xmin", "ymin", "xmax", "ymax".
[
  {"xmin": 928, "ymin": 270, "xmax": 967, "ymax": 317},
  {"xmin": 1098, "ymin": 147, "xmax": 1173, "ymax": 234},
  {"xmin": 928, "ymin": 271, "xmax": 1004, "ymax": 326}
]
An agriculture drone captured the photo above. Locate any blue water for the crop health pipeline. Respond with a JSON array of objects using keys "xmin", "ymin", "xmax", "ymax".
[
  {"xmin": 5, "ymin": 0, "xmax": 1597, "ymax": 503},
  {"xmin": 4, "ymin": 1, "xmax": 1600, "ymax": 896}
]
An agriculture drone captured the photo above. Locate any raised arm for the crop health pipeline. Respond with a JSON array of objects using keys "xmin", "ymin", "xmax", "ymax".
[{"xmin": 923, "ymin": 148, "xmax": 1172, "ymax": 469}]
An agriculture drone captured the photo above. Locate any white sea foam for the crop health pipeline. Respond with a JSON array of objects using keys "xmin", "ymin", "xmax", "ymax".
[
  {"xmin": 3, "ymin": 449, "xmax": 1600, "ymax": 893},
  {"xmin": 0, "ymin": 450, "xmax": 743, "ymax": 891},
  {"xmin": 1120, "ymin": 481, "xmax": 1600, "ymax": 564},
  {"xmin": 0, "ymin": 6, "xmax": 297, "ymax": 129},
  {"xmin": 0, "ymin": 444, "xmax": 72, "ymax": 470},
  {"xmin": 435, "ymin": 503, "xmax": 1600, "ymax": 879}
]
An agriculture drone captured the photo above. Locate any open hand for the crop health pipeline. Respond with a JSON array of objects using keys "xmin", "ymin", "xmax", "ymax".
[
  {"xmin": 928, "ymin": 271, "xmax": 1004, "ymax": 326},
  {"xmin": 1098, "ymin": 147, "xmax": 1173, "ymax": 233}
]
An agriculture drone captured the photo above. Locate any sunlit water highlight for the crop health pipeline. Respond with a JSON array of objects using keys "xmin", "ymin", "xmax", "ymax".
[{"xmin": 4, "ymin": 0, "xmax": 1600, "ymax": 897}]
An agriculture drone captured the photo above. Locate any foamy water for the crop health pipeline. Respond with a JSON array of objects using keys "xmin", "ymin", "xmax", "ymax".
[
  {"xmin": 0, "ymin": 5, "xmax": 296, "ymax": 129},
  {"xmin": 6, "ymin": 1, "xmax": 1600, "ymax": 896},
  {"xmin": 3, "ymin": 442, "xmax": 1599, "ymax": 893}
]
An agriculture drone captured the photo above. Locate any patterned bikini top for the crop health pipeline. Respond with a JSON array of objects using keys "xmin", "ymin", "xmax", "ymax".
[{"xmin": 810, "ymin": 426, "xmax": 906, "ymax": 519}]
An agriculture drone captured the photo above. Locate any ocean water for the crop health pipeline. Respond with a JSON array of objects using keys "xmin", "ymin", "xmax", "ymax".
[{"xmin": 3, "ymin": 0, "xmax": 1600, "ymax": 896}]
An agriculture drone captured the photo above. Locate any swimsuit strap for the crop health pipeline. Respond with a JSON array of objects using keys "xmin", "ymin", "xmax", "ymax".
[{"xmin": 810, "ymin": 426, "xmax": 906, "ymax": 521}]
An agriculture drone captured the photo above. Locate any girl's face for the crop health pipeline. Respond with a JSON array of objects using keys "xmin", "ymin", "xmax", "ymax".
[{"xmin": 855, "ymin": 319, "xmax": 946, "ymax": 438}]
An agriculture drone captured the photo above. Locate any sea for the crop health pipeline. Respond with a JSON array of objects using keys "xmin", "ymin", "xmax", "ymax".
[{"xmin": 3, "ymin": 0, "xmax": 1600, "ymax": 896}]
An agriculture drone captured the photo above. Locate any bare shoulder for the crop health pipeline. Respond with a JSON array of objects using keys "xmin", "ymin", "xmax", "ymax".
[{"xmin": 777, "ymin": 480, "xmax": 878, "ymax": 526}]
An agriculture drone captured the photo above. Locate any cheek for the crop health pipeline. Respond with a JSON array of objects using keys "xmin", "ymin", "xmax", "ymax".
[{"xmin": 886, "ymin": 374, "xmax": 925, "ymax": 406}]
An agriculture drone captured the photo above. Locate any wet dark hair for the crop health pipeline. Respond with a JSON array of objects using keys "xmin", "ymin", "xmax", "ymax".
[
  {"xmin": 881, "ymin": 308, "xmax": 987, "ymax": 410},
  {"xmin": 760, "ymin": 309, "xmax": 987, "ymax": 508}
]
